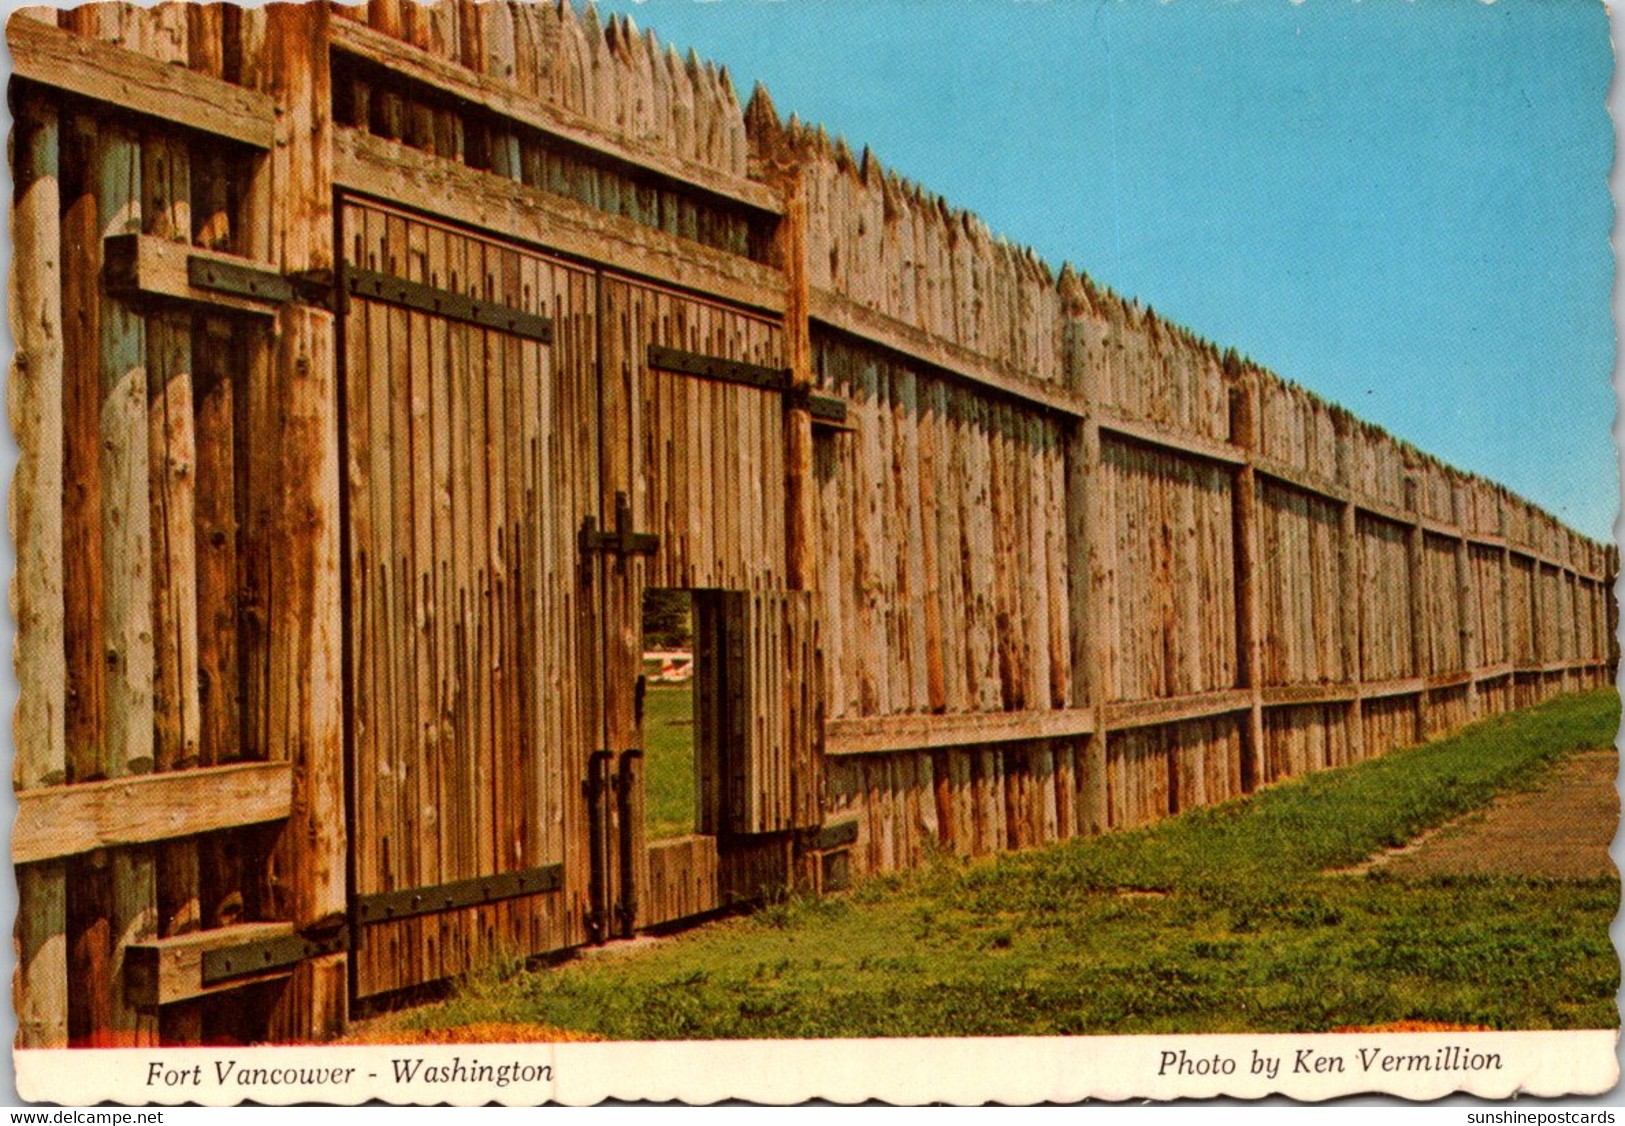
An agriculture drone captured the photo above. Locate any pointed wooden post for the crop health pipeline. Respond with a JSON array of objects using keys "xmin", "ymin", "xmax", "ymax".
[
  {"xmin": 11, "ymin": 85, "xmax": 69, "ymax": 1049},
  {"xmin": 749, "ymin": 85, "xmax": 817, "ymax": 597},
  {"xmin": 239, "ymin": 2, "xmax": 348, "ymax": 1041},
  {"xmin": 752, "ymin": 86, "xmax": 824, "ymax": 882}
]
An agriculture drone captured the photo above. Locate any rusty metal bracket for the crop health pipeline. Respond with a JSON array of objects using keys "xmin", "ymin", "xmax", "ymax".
[{"xmin": 201, "ymin": 926, "xmax": 350, "ymax": 987}]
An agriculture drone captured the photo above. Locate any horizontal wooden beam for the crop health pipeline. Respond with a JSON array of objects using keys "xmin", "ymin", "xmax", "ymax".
[
  {"xmin": 1260, "ymin": 682, "xmax": 1358, "ymax": 708},
  {"xmin": 124, "ymin": 923, "xmax": 296, "ymax": 1007},
  {"xmin": 1102, "ymin": 688, "xmax": 1253, "ymax": 731},
  {"xmin": 824, "ymin": 707, "xmax": 1095, "ymax": 756},
  {"xmin": 809, "ymin": 287, "xmax": 1084, "ymax": 419},
  {"xmin": 14, "ymin": 762, "xmax": 291, "ymax": 865},
  {"xmin": 336, "ymin": 129, "xmax": 787, "ymax": 315},
  {"xmin": 1253, "ymin": 456, "xmax": 1351, "ymax": 506},
  {"xmin": 1359, "ymin": 676, "xmax": 1426, "ymax": 701},
  {"xmin": 102, "ymin": 234, "xmax": 287, "ymax": 317},
  {"xmin": 1473, "ymin": 662, "xmax": 1516, "ymax": 682},
  {"xmin": 1244, "ymin": 457, "xmax": 1606, "ymax": 580},
  {"xmin": 1098, "ymin": 412, "xmax": 1248, "ymax": 468},
  {"xmin": 329, "ymin": 17, "xmax": 781, "ymax": 217},
  {"xmin": 9, "ymin": 16, "xmax": 275, "ymax": 149},
  {"xmin": 1425, "ymin": 670, "xmax": 1474, "ymax": 692},
  {"xmin": 1516, "ymin": 658, "xmax": 1600, "ymax": 676},
  {"xmin": 1354, "ymin": 495, "xmax": 1416, "ymax": 532}
]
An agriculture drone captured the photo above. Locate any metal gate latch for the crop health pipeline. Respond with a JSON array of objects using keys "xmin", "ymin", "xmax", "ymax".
[{"xmin": 579, "ymin": 491, "xmax": 659, "ymax": 557}]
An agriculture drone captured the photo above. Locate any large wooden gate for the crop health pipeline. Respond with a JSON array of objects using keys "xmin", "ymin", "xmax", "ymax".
[
  {"xmin": 340, "ymin": 199, "xmax": 599, "ymax": 997},
  {"xmin": 339, "ymin": 201, "xmax": 821, "ymax": 996}
]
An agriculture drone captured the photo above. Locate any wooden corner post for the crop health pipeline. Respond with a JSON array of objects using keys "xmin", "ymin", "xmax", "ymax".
[
  {"xmin": 239, "ymin": 3, "xmax": 347, "ymax": 1040},
  {"xmin": 1453, "ymin": 482, "xmax": 1479, "ymax": 720},
  {"xmin": 1403, "ymin": 457, "xmax": 1429, "ymax": 742},
  {"xmin": 1060, "ymin": 275, "xmax": 1110, "ymax": 833},
  {"xmin": 1229, "ymin": 375, "xmax": 1265, "ymax": 791},
  {"xmin": 1333, "ymin": 412, "xmax": 1365, "ymax": 762}
]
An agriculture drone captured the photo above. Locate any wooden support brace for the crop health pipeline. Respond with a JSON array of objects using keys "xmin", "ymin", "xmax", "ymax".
[
  {"xmin": 14, "ymin": 762, "xmax": 294, "ymax": 865},
  {"xmin": 9, "ymin": 17, "xmax": 276, "ymax": 149}
]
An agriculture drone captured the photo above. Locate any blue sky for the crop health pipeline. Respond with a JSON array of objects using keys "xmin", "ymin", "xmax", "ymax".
[{"xmin": 597, "ymin": 0, "xmax": 1616, "ymax": 541}]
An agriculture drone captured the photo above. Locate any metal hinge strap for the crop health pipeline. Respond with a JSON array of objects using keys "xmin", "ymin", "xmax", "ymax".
[
  {"xmin": 345, "ymin": 266, "xmax": 554, "ymax": 343},
  {"xmin": 201, "ymin": 926, "xmax": 350, "ymax": 987},
  {"xmin": 647, "ymin": 344, "xmax": 790, "ymax": 392},
  {"xmin": 187, "ymin": 255, "xmax": 296, "ymax": 304},
  {"xmin": 353, "ymin": 863, "xmax": 564, "ymax": 925}
]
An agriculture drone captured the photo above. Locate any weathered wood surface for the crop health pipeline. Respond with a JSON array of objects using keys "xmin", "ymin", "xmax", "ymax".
[
  {"xmin": 8, "ymin": 14, "xmax": 276, "ymax": 149},
  {"xmin": 14, "ymin": 763, "xmax": 293, "ymax": 865},
  {"xmin": 642, "ymin": 836, "xmax": 721, "ymax": 929},
  {"xmin": 8, "ymin": 0, "xmax": 1615, "ymax": 1044},
  {"xmin": 329, "ymin": 15, "xmax": 779, "ymax": 215},
  {"xmin": 125, "ymin": 922, "xmax": 296, "ymax": 1007},
  {"xmin": 343, "ymin": 200, "xmax": 587, "ymax": 997},
  {"xmin": 694, "ymin": 592, "xmax": 821, "ymax": 833},
  {"xmin": 337, "ymin": 128, "xmax": 787, "ymax": 314},
  {"xmin": 11, "ymin": 88, "xmax": 68, "ymax": 1049},
  {"xmin": 827, "ymin": 708, "xmax": 1095, "ymax": 756},
  {"xmin": 240, "ymin": 1, "xmax": 346, "ymax": 1043}
]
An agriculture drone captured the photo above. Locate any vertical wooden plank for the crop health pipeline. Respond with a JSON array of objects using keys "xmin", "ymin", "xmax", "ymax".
[
  {"xmin": 58, "ymin": 103, "xmax": 115, "ymax": 1047},
  {"xmin": 138, "ymin": 70, "xmax": 205, "ymax": 1035},
  {"xmin": 78, "ymin": 93, "xmax": 160, "ymax": 1045},
  {"xmin": 192, "ymin": 327, "xmax": 239, "ymax": 750},
  {"xmin": 11, "ymin": 89, "xmax": 68, "ymax": 1049}
]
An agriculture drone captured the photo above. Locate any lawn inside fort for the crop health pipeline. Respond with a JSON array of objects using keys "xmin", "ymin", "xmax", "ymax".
[{"xmin": 353, "ymin": 688, "xmax": 1620, "ymax": 1042}]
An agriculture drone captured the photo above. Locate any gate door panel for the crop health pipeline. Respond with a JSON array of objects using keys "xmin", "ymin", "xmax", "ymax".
[
  {"xmin": 595, "ymin": 275, "xmax": 798, "ymax": 934},
  {"xmin": 341, "ymin": 200, "xmax": 600, "ymax": 996}
]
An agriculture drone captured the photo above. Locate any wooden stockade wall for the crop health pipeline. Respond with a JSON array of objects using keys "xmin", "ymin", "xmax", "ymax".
[
  {"xmin": 757, "ymin": 116, "xmax": 1617, "ymax": 877},
  {"xmin": 8, "ymin": 1, "xmax": 1615, "ymax": 1046}
]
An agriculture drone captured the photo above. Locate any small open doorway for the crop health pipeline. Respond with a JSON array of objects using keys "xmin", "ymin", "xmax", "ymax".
[{"xmin": 640, "ymin": 588, "xmax": 700, "ymax": 842}]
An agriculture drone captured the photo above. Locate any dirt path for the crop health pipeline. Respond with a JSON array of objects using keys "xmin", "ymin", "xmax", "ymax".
[{"xmin": 1356, "ymin": 749, "xmax": 1618, "ymax": 880}]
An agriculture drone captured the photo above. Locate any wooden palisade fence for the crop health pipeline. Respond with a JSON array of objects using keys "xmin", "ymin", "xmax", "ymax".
[{"xmin": 9, "ymin": 0, "xmax": 1616, "ymax": 1045}]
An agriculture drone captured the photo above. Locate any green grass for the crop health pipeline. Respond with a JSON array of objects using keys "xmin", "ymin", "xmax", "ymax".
[
  {"xmin": 643, "ymin": 683, "xmax": 697, "ymax": 840},
  {"xmin": 413, "ymin": 689, "xmax": 1621, "ymax": 1039}
]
